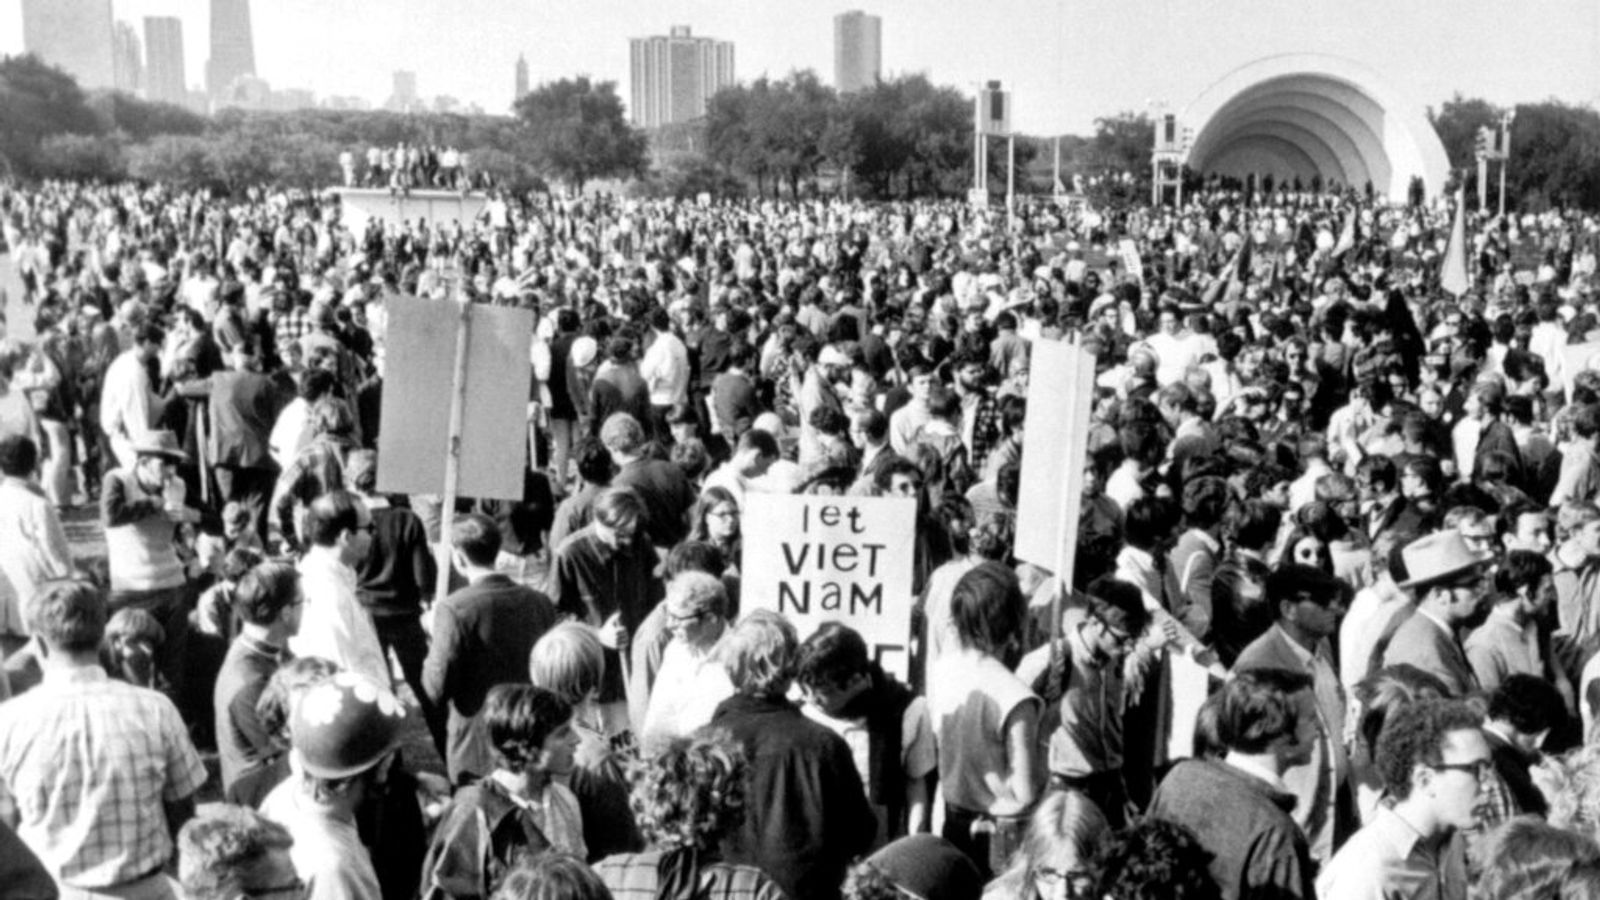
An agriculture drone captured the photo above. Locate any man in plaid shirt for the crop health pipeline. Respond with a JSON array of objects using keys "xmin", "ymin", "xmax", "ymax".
[{"xmin": 0, "ymin": 578, "xmax": 207, "ymax": 898}]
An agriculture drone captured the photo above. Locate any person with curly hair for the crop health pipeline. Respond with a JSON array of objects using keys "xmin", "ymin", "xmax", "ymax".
[
  {"xmin": 592, "ymin": 730, "xmax": 784, "ymax": 900},
  {"xmin": 177, "ymin": 805, "xmax": 298, "ymax": 900},
  {"xmin": 1316, "ymin": 698, "xmax": 1488, "ymax": 900},
  {"xmin": 421, "ymin": 685, "xmax": 585, "ymax": 899},
  {"xmin": 493, "ymin": 851, "xmax": 615, "ymax": 900},
  {"xmin": 1089, "ymin": 817, "xmax": 1221, "ymax": 900},
  {"xmin": 1474, "ymin": 817, "xmax": 1600, "ymax": 900}
]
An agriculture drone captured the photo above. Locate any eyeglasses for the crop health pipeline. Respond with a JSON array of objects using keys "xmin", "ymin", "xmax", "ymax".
[
  {"xmin": 1430, "ymin": 759, "xmax": 1495, "ymax": 784},
  {"xmin": 707, "ymin": 509, "xmax": 740, "ymax": 520},
  {"xmin": 1034, "ymin": 866, "xmax": 1095, "ymax": 899}
]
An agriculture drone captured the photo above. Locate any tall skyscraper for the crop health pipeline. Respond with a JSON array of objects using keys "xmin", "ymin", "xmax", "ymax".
[
  {"xmin": 834, "ymin": 11, "xmax": 881, "ymax": 94},
  {"xmin": 113, "ymin": 21, "xmax": 143, "ymax": 94},
  {"xmin": 207, "ymin": 0, "xmax": 257, "ymax": 100},
  {"xmin": 21, "ymin": 0, "xmax": 115, "ymax": 89},
  {"xmin": 144, "ymin": 17, "xmax": 187, "ymax": 105},
  {"xmin": 629, "ymin": 26, "xmax": 735, "ymax": 130},
  {"xmin": 515, "ymin": 54, "xmax": 530, "ymax": 102},
  {"xmin": 387, "ymin": 70, "xmax": 420, "ymax": 112}
]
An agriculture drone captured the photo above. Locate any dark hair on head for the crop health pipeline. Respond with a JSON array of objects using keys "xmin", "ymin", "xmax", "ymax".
[
  {"xmin": 1214, "ymin": 668, "xmax": 1309, "ymax": 754},
  {"xmin": 491, "ymin": 851, "xmax": 612, "ymax": 900},
  {"xmin": 1375, "ymin": 698, "xmax": 1483, "ymax": 800},
  {"xmin": 1089, "ymin": 817, "xmax": 1221, "ymax": 900},
  {"xmin": 1488, "ymin": 674, "xmax": 1567, "ymax": 738},
  {"xmin": 1181, "ymin": 476, "xmax": 1230, "ymax": 528},
  {"xmin": 1124, "ymin": 496, "xmax": 1175, "ymax": 551},
  {"xmin": 134, "ymin": 322, "xmax": 166, "ymax": 347},
  {"xmin": 927, "ymin": 386, "xmax": 961, "ymax": 420},
  {"xmin": 27, "ymin": 578, "xmax": 107, "ymax": 652},
  {"xmin": 1225, "ymin": 500, "xmax": 1281, "ymax": 551},
  {"xmin": 1265, "ymin": 563, "xmax": 1344, "ymax": 614},
  {"xmin": 483, "ymin": 684, "xmax": 573, "ymax": 774},
  {"xmin": 299, "ymin": 367, "xmax": 338, "ymax": 402},
  {"xmin": 233, "ymin": 561, "xmax": 301, "ymax": 627},
  {"xmin": 809, "ymin": 406, "xmax": 850, "ymax": 437},
  {"xmin": 853, "ymin": 408, "xmax": 889, "ymax": 443},
  {"xmin": 452, "ymin": 512, "xmax": 504, "ymax": 568},
  {"xmin": 1119, "ymin": 420, "xmax": 1165, "ymax": 467},
  {"xmin": 796, "ymin": 621, "xmax": 871, "ymax": 691},
  {"xmin": 221, "ymin": 547, "xmax": 264, "ymax": 583},
  {"xmin": 1494, "ymin": 549, "xmax": 1553, "ymax": 599},
  {"xmin": 1353, "ymin": 664, "xmax": 1452, "ymax": 755},
  {"xmin": 950, "ymin": 561, "xmax": 1025, "ymax": 658},
  {"xmin": 593, "ymin": 485, "xmax": 647, "ymax": 529},
  {"xmin": 626, "ymin": 729, "xmax": 748, "ymax": 852},
  {"xmin": 670, "ymin": 437, "xmax": 709, "ymax": 480},
  {"xmin": 1085, "ymin": 575, "xmax": 1150, "ymax": 640},
  {"xmin": 304, "ymin": 489, "xmax": 364, "ymax": 548},
  {"xmin": 1357, "ymin": 455, "xmax": 1397, "ymax": 494},
  {"xmin": 573, "ymin": 438, "xmax": 614, "ymax": 486},
  {"xmin": 0, "ymin": 434, "xmax": 39, "ymax": 477}
]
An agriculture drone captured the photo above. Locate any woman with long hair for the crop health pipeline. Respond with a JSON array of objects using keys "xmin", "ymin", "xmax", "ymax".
[
  {"xmin": 688, "ymin": 487, "xmax": 741, "ymax": 568},
  {"xmin": 983, "ymin": 790, "xmax": 1110, "ymax": 900}
]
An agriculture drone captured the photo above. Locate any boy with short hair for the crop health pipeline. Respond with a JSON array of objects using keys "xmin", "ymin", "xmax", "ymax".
[
  {"xmin": 421, "ymin": 684, "xmax": 585, "ymax": 898},
  {"xmin": 797, "ymin": 622, "xmax": 937, "ymax": 844}
]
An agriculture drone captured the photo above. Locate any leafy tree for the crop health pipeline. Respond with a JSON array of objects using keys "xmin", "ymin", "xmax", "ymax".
[
  {"xmin": 127, "ymin": 135, "xmax": 216, "ymax": 187},
  {"xmin": 1504, "ymin": 101, "xmax": 1600, "ymax": 211},
  {"xmin": 38, "ymin": 133, "xmax": 126, "ymax": 181},
  {"xmin": 512, "ymin": 77, "xmax": 647, "ymax": 194},
  {"xmin": 1090, "ymin": 112, "xmax": 1153, "ymax": 176},
  {"xmin": 1429, "ymin": 94, "xmax": 1504, "ymax": 172},
  {"xmin": 91, "ymin": 91, "xmax": 206, "ymax": 140},
  {"xmin": 0, "ymin": 54, "xmax": 103, "ymax": 174}
]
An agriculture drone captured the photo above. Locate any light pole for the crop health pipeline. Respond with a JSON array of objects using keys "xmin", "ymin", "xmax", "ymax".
[{"xmin": 1498, "ymin": 109, "xmax": 1515, "ymax": 218}]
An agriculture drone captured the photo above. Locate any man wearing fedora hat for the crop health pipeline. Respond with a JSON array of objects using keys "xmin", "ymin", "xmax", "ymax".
[
  {"xmin": 1381, "ymin": 531, "xmax": 1496, "ymax": 697},
  {"xmin": 101, "ymin": 428, "xmax": 203, "ymax": 710}
]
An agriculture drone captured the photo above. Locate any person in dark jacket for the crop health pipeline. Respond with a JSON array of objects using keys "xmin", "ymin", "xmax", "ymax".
[
  {"xmin": 603, "ymin": 413, "xmax": 694, "ymax": 550},
  {"xmin": 711, "ymin": 609, "xmax": 876, "ymax": 900},
  {"xmin": 589, "ymin": 338, "xmax": 652, "ymax": 441},
  {"xmin": 1148, "ymin": 669, "xmax": 1316, "ymax": 900},
  {"xmin": 347, "ymin": 449, "xmax": 442, "ymax": 754},
  {"xmin": 423, "ymin": 513, "xmax": 559, "ymax": 784}
]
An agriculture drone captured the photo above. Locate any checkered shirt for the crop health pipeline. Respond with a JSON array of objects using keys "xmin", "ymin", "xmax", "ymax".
[
  {"xmin": 593, "ymin": 851, "xmax": 788, "ymax": 900},
  {"xmin": 272, "ymin": 307, "xmax": 313, "ymax": 349},
  {"xmin": 0, "ymin": 666, "xmax": 207, "ymax": 888}
]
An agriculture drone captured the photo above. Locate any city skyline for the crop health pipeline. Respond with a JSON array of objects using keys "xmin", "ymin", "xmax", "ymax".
[
  {"xmin": 629, "ymin": 25, "xmax": 735, "ymax": 129},
  {"xmin": 2, "ymin": 0, "xmax": 1598, "ymax": 133},
  {"xmin": 833, "ymin": 10, "xmax": 880, "ymax": 94}
]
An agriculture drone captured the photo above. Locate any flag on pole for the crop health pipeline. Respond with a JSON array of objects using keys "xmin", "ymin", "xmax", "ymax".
[
  {"xmin": 1440, "ymin": 188, "xmax": 1470, "ymax": 297},
  {"xmin": 1332, "ymin": 208, "xmax": 1357, "ymax": 258}
]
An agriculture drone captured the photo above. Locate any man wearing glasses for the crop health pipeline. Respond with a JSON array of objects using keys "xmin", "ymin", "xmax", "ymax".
[
  {"xmin": 1316, "ymin": 698, "xmax": 1490, "ymax": 900},
  {"xmin": 1020, "ymin": 577, "xmax": 1149, "ymax": 829},
  {"xmin": 1381, "ymin": 530, "xmax": 1496, "ymax": 697}
]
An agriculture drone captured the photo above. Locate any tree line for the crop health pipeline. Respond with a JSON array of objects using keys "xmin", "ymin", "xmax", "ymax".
[{"xmin": 7, "ymin": 50, "xmax": 1600, "ymax": 209}]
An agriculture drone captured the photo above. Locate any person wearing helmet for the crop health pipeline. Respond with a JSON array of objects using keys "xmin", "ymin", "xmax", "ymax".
[{"xmin": 260, "ymin": 671, "xmax": 405, "ymax": 900}]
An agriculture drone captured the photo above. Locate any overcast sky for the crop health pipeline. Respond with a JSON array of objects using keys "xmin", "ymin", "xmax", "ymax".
[{"xmin": 2, "ymin": 0, "xmax": 1597, "ymax": 133}]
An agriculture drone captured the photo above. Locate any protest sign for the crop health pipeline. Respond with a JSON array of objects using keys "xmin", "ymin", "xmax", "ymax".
[
  {"xmin": 1118, "ymin": 238, "xmax": 1145, "ymax": 284},
  {"xmin": 742, "ymin": 494, "xmax": 917, "ymax": 674},
  {"xmin": 1014, "ymin": 340, "xmax": 1097, "ymax": 585},
  {"xmin": 377, "ymin": 295, "xmax": 532, "ymax": 502}
]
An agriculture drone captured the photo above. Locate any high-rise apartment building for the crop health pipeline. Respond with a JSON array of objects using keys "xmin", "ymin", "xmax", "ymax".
[
  {"xmin": 207, "ymin": 0, "xmax": 257, "ymax": 100},
  {"xmin": 515, "ymin": 54, "xmax": 530, "ymax": 102},
  {"xmin": 113, "ymin": 21, "xmax": 143, "ymax": 93},
  {"xmin": 629, "ymin": 26, "xmax": 734, "ymax": 129},
  {"xmin": 21, "ymin": 0, "xmax": 116, "ymax": 89},
  {"xmin": 834, "ymin": 11, "xmax": 881, "ymax": 94},
  {"xmin": 387, "ymin": 70, "xmax": 420, "ymax": 112},
  {"xmin": 144, "ymin": 17, "xmax": 187, "ymax": 105}
]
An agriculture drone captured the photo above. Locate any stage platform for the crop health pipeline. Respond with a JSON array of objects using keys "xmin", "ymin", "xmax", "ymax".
[{"xmin": 333, "ymin": 188, "xmax": 488, "ymax": 229}]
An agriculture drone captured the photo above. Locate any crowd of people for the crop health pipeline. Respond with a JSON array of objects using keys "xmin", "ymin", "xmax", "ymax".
[
  {"xmin": 337, "ymin": 144, "xmax": 476, "ymax": 193},
  {"xmin": 3, "ymin": 174, "xmax": 1600, "ymax": 900}
]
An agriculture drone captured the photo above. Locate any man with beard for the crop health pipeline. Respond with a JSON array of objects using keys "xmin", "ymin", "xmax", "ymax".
[{"xmin": 1382, "ymin": 530, "xmax": 1496, "ymax": 697}]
